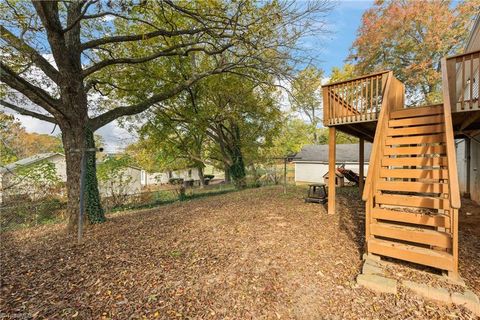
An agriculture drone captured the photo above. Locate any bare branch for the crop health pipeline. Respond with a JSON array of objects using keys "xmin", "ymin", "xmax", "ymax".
[{"xmin": 0, "ymin": 100, "xmax": 56, "ymax": 123}]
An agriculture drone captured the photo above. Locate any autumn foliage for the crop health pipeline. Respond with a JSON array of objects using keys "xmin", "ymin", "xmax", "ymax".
[{"xmin": 349, "ymin": 0, "xmax": 479, "ymax": 105}]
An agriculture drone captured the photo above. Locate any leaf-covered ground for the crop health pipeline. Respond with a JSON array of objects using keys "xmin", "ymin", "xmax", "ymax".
[{"xmin": 1, "ymin": 186, "xmax": 479, "ymax": 319}]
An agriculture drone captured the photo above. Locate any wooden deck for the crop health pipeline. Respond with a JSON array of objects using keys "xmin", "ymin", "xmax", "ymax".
[{"xmin": 320, "ymin": 49, "xmax": 480, "ymax": 277}]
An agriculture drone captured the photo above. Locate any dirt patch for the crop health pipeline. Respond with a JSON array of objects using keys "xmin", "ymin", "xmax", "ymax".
[{"xmin": 1, "ymin": 186, "xmax": 479, "ymax": 319}]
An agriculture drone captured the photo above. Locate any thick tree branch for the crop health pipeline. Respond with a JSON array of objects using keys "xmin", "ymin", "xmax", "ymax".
[
  {"xmin": 89, "ymin": 66, "xmax": 232, "ymax": 130},
  {"xmin": 81, "ymin": 27, "xmax": 214, "ymax": 51},
  {"xmin": 0, "ymin": 62, "xmax": 60, "ymax": 115},
  {"xmin": 0, "ymin": 26, "xmax": 60, "ymax": 83},
  {"xmin": 82, "ymin": 42, "xmax": 233, "ymax": 78},
  {"xmin": 62, "ymin": 0, "xmax": 97, "ymax": 33},
  {"xmin": 0, "ymin": 100, "xmax": 57, "ymax": 124}
]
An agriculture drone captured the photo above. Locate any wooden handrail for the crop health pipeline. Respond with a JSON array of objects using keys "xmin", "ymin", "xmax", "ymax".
[
  {"xmin": 362, "ymin": 71, "xmax": 393, "ymax": 201},
  {"xmin": 441, "ymin": 57, "xmax": 461, "ymax": 209},
  {"xmin": 323, "ymin": 70, "xmax": 389, "ymax": 87},
  {"xmin": 445, "ymin": 48, "xmax": 480, "ymax": 61}
]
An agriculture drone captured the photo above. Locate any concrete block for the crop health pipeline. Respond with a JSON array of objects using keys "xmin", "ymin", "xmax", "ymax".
[
  {"xmin": 357, "ymin": 274, "xmax": 397, "ymax": 294},
  {"xmin": 452, "ymin": 290, "xmax": 480, "ymax": 317},
  {"xmin": 402, "ymin": 280, "xmax": 452, "ymax": 304},
  {"xmin": 362, "ymin": 253, "xmax": 381, "ymax": 262},
  {"xmin": 362, "ymin": 262, "xmax": 384, "ymax": 275}
]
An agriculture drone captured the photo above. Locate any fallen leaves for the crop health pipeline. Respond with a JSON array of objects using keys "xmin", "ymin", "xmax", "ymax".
[{"xmin": 0, "ymin": 186, "xmax": 478, "ymax": 319}]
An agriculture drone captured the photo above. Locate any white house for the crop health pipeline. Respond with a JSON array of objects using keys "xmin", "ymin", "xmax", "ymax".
[
  {"xmin": 0, "ymin": 153, "xmax": 66, "ymax": 204},
  {"xmin": 293, "ymin": 143, "xmax": 372, "ymax": 185},
  {"xmin": 97, "ymin": 163, "xmax": 144, "ymax": 197}
]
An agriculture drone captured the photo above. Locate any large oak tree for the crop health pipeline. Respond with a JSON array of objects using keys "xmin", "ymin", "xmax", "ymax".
[{"xmin": 0, "ymin": 0, "xmax": 330, "ymax": 231}]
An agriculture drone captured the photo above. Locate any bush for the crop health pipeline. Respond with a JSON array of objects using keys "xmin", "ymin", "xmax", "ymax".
[
  {"xmin": 204, "ymin": 174, "xmax": 215, "ymax": 180},
  {"xmin": 0, "ymin": 196, "xmax": 65, "ymax": 231},
  {"xmin": 169, "ymin": 178, "xmax": 184, "ymax": 185}
]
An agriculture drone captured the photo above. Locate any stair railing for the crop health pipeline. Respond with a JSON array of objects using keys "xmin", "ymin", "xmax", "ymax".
[
  {"xmin": 362, "ymin": 72, "xmax": 405, "ymax": 243},
  {"xmin": 441, "ymin": 56, "xmax": 462, "ymax": 210},
  {"xmin": 441, "ymin": 55, "xmax": 464, "ymax": 276}
]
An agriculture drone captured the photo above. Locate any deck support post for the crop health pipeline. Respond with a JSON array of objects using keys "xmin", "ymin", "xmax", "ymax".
[
  {"xmin": 328, "ymin": 127, "xmax": 336, "ymax": 215},
  {"xmin": 465, "ymin": 137, "xmax": 471, "ymax": 199},
  {"xmin": 359, "ymin": 137, "xmax": 365, "ymax": 195}
]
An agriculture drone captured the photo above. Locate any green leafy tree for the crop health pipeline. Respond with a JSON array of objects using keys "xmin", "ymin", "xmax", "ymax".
[{"xmin": 290, "ymin": 66, "xmax": 324, "ymax": 143}]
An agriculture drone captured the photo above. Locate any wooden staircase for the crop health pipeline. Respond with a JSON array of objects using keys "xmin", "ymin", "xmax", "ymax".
[{"xmin": 363, "ymin": 73, "xmax": 461, "ymax": 277}]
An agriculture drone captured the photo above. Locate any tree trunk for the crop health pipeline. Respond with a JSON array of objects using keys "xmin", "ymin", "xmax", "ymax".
[
  {"xmin": 224, "ymin": 163, "xmax": 231, "ymax": 184},
  {"xmin": 197, "ymin": 164, "xmax": 206, "ymax": 188},
  {"xmin": 62, "ymin": 126, "xmax": 85, "ymax": 232},
  {"xmin": 85, "ymin": 129, "xmax": 106, "ymax": 223},
  {"xmin": 228, "ymin": 144, "xmax": 246, "ymax": 189}
]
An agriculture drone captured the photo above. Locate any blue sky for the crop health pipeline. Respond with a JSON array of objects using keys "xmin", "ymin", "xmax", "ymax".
[{"xmin": 313, "ymin": 0, "xmax": 373, "ymax": 77}]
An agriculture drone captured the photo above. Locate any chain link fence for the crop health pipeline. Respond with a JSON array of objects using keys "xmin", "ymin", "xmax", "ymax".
[{"xmin": 0, "ymin": 174, "xmax": 289, "ymax": 232}]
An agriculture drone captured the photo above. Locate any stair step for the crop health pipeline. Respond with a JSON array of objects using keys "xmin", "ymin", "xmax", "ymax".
[
  {"xmin": 381, "ymin": 156, "xmax": 447, "ymax": 167},
  {"xmin": 371, "ymin": 222, "xmax": 451, "ymax": 248},
  {"xmin": 380, "ymin": 168, "xmax": 448, "ymax": 179},
  {"xmin": 385, "ymin": 134, "xmax": 445, "ymax": 145},
  {"xmin": 387, "ymin": 124, "xmax": 445, "ymax": 137},
  {"xmin": 368, "ymin": 238, "xmax": 454, "ymax": 271},
  {"xmin": 389, "ymin": 115, "xmax": 443, "ymax": 128},
  {"xmin": 384, "ymin": 145, "xmax": 446, "ymax": 156},
  {"xmin": 371, "ymin": 207, "xmax": 449, "ymax": 227},
  {"xmin": 376, "ymin": 181, "xmax": 448, "ymax": 193},
  {"xmin": 390, "ymin": 105, "xmax": 444, "ymax": 119},
  {"xmin": 376, "ymin": 194, "xmax": 449, "ymax": 210}
]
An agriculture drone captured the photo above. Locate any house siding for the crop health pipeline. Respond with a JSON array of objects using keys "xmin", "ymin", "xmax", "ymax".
[{"xmin": 294, "ymin": 162, "xmax": 369, "ymax": 184}]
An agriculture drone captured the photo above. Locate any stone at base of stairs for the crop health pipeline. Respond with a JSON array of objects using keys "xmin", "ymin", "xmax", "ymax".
[
  {"xmin": 402, "ymin": 280, "xmax": 480, "ymax": 317},
  {"xmin": 356, "ymin": 274, "xmax": 397, "ymax": 294}
]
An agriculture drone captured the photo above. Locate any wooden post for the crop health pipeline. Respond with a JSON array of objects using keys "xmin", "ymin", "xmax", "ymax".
[
  {"xmin": 359, "ymin": 138, "xmax": 365, "ymax": 195},
  {"xmin": 465, "ymin": 138, "xmax": 471, "ymax": 199},
  {"xmin": 328, "ymin": 127, "xmax": 336, "ymax": 215}
]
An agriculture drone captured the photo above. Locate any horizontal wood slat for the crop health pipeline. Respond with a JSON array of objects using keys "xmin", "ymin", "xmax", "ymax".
[
  {"xmin": 368, "ymin": 239, "xmax": 454, "ymax": 271},
  {"xmin": 390, "ymin": 105, "xmax": 443, "ymax": 119},
  {"xmin": 371, "ymin": 207, "xmax": 448, "ymax": 227},
  {"xmin": 376, "ymin": 181, "xmax": 448, "ymax": 193},
  {"xmin": 371, "ymin": 223, "xmax": 451, "ymax": 248},
  {"xmin": 376, "ymin": 194, "xmax": 449, "ymax": 210},
  {"xmin": 385, "ymin": 134, "xmax": 445, "ymax": 145},
  {"xmin": 381, "ymin": 156, "xmax": 447, "ymax": 167},
  {"xmin": 387, "ymin": 124, "xmax": 445, "ymax": 136},
  {"xmin": 380, "ymin": 169, "xmax": 448, "ymax": 179},
  {"xmin": 384, "ymin": 145, "xmax": 446, "ymax": 156},
  {"xmin": 389, "ymin": 115, "xmax": 444, "ymax": 128}
]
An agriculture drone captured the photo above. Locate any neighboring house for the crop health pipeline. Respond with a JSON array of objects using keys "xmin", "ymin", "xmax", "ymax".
[
  {"xmin": 98, "ymin": 164, "xmax": 144, "ymax": 197},
  {"xmin": 293, "ymin": 143, "xmax": 372, "ymax": 185},
  {"xmin": 0, "ymin": 153, "xmax": 66, "ymax": 204},
  {"xmin": 142, "ymin": 165, "xmax": 223, "ymax": 186}
]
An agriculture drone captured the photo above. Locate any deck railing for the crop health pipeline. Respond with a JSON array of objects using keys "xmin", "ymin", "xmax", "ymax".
[
  {"xmin": 445, "ymin": 50, "xmax": 480, "ymax": 112},
  {"xmin": 322, "ymin": 71, "xmax": 389, "ymax": 126}
]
